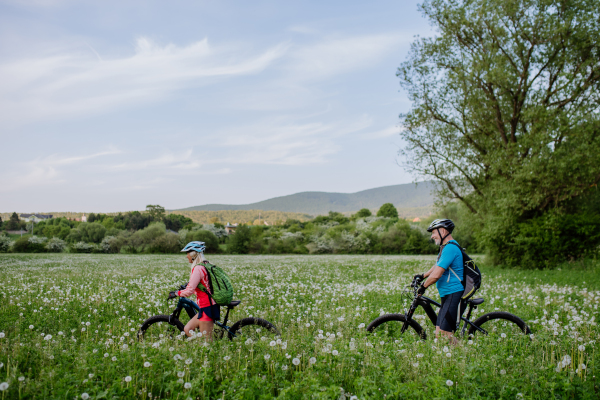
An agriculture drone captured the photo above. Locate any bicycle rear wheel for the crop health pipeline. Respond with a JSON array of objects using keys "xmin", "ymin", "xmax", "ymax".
[
  {"xmin": 467, "ymin": 311, "xmax": 531, "ymax": 337},
  {"xmin": 138, "ymin": 315, "xmax": 184, "ymax": 341},
  {"xmin": 228, "ymin": 317, "xmax": 280, "ymax": 342},
  {"xmin": 367, "ymin": 314, "xmax": 427, "ymax": 340}
]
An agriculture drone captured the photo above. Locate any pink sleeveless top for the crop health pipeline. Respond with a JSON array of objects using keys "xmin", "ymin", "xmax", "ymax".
[{"xmin": 177, "ymin": 263, "xmax": 215, "ymax": 308}]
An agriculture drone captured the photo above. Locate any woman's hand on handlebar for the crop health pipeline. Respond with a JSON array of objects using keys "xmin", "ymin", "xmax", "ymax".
[{"xmin": 168, "ymin": 291, "xmax": 178, "ymax": 300}]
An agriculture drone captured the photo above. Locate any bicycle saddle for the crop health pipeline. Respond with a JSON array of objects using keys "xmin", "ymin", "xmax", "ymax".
[
  {"xmin": 227, "ymin": 300, "xmax": 241, "ymax": 309},
  {"xmin": 467, "ymin": 298, "xmax": 484, "ymax": 306}
]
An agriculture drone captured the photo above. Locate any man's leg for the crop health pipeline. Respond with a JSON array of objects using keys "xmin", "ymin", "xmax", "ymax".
[{"xmin": 436, "ymin": 291, "xmax": 462, "ymax": 345}]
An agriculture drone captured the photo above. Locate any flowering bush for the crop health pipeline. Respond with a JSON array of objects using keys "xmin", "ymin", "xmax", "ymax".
[
  {"xmin": 71, "ymin": 241, "xmax": 96, "ymax": 253},
  {"xmin": 0, "ymin": 235, "xmax": 12, "ymax": 253},
  {"xmin": 45, "ymin": 237, "xmax": 66, "ymax": 253}
]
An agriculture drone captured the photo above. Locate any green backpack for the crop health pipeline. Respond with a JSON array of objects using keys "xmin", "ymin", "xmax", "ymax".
[{"xmin": 199, "ymin": 262, "xmax": 234, "ymax": 306}]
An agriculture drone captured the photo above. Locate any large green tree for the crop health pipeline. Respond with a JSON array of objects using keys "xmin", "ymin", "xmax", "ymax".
[
  {"xmin": 399, "ymin": 0, "xmax": 600, "ymax": 266},
  {"xmin": 5, "ymin": 212, "xmax": 21, "ymax": 231}
]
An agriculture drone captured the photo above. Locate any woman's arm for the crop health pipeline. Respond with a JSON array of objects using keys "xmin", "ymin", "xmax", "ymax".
[{"xmin": 177, "ymin": 266, "xmax": 206, "ymax": 297}]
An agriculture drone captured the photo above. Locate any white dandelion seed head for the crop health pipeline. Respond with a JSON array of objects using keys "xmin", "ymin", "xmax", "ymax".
[
  {"xmin": 184, "ymin": 382, "xmax": 192, "ymax": 389},
  {"xmin": 270, "ymin": 341, "xmax": 276, "ymax": 347},
  {"xmin": 579, "ymin": 345, "xmax": 585, "ymax": 352},
  {"xmin": 446, "ymin": 353, "xmax": 452, "ymax": 358},
  {"xmin": 358, "ymin": 323, "xmax": 365, "ymax": 329},
  {"xmin": 111, "ymin": 356, "xmax": 117, "ymax": 362},
  {"xmin": 144, "ymin": 362, "xmax": 151, "ymax": 368},
  {"xmin": 292, "ymin": 358, "xmax": 300, "ymax": 366},
  {"xmin": 29, "ymin": 325, "xmax": 34, "ymax": 330},
  {"xmin": 500, "ymin": 333, "xmax": 507, "ymax": 338},
  {"xmin": 446, "ymin": 380, "xmax": 453, "ymax": 386},
  {"xmin": 124, "ymin": 376, "xmax": 132, "ymax": 382},
  {"xmin": 81, "ymin": 393, "xmax": 89, "ymax": 400},
  {"xmin": 0, "ymin": 382, "xmax": 7, "ymax": 391},
  {"xmin": 500, "ymin": 369, "xmax": 506, "ymax": 375},
  {"xmin": 264, "ymin": 354, "xmax": 271, "ymax": 360},
  {"xmin": 185, "ymin": 358, "xmax": 193, "ymax": 365},
  {"xmin": 309, "ymin": 357, "xmax": 317, "ymax": 364},
  {"xmin": 18, "ymin": 376, "xmax": 25, "ymax": 382}
]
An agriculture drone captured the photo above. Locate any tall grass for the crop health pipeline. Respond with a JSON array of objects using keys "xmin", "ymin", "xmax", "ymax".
[{"xmin": 0, "ymin": 254, "xmax": 597, "ymax": 399}]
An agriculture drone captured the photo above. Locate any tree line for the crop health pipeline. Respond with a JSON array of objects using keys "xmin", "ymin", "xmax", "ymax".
[{"xmin": 0, "ymin": 203, "xmax": 438, "ymax": 256}]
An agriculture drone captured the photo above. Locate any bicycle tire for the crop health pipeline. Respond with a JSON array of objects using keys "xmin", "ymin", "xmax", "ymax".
[
  {"xmin": 467, "ymin": 311, "xmax": 531, "ymax": 336},
  {"xmin": 227, "ymin": 317, "xmax": 280, "ymax": 341},
  {"xmin": 138, "ymin": 315, "xmax": 184, "ymax": 340},
  {"xmin": 366, "ymin": 314, "xmax": 427, "ymax": 340}
]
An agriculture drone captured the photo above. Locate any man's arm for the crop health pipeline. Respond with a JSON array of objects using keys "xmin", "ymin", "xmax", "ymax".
[
  {"xmin": 422, "ymin": 265, "xmax": 436, "ymax": 278},
  {"xmin": 423, "ymin": 266, "xmax": 445, "ymax": 288}
]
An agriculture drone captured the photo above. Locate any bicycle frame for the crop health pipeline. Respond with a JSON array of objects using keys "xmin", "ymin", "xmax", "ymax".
[
  {"xmin": 169, "ymin": 297, "xmax": 238, "ymax": 339},
  {"xmin": 403, "ymin": 294, "xmax": 488, "ymax": 336}
]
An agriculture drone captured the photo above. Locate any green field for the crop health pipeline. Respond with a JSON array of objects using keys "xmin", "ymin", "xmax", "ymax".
[{"xmin": 0, "ymin": 254, "xmax": 598, "ymax": 399}]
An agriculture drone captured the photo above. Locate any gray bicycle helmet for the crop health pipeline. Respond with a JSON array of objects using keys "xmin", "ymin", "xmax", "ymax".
[
  {"xmin": 426, "ymin": 219, "xmax": 455, "ymax": 233},
  {"xmin": 427, "ymin": 219, "xmax": 455, "ymax": 247}
]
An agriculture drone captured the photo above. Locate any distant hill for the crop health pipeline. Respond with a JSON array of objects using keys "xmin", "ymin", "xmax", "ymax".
[{"xmin": 177, "ymin": 182, "xmax": 436, "ymax": 216}]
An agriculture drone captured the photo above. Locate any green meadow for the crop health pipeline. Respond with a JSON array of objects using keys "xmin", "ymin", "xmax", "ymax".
[{"xmin": 0, "ymin": 254, "xmax": 598, "ymax": 399}]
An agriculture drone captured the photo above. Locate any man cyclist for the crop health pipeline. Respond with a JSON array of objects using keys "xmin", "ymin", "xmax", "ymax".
[{"xmin": 414, "ymin": 219, "xmax": 464, "ymax": 343}]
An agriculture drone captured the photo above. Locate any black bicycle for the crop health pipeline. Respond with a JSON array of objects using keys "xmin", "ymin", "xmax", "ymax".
[
  {"xmin": 366, "ymin": 276, "xmax": 531, "ymax": 340},
  {"xmin": 138, "ymin": 284, "xmax": 280, "ymax": 341}
]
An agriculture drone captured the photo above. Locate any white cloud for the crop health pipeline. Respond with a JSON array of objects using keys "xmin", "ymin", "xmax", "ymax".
[
  {"xmin": 360, "ymin": 125, "xmax": 402, "ymax": 139},
  {"xmin": 0, "ymin": 148, "xmax": 120, "ymax": 191},
  {"xmin": 214, "ymin": 114, "xmax": 372, "ymax": 166},
  {"xmin": 0, "ymin": 37, "xmax": 287, "ymax": 125},
  {"xmin": 288, "ymin": 33, "xmax": 409, "ymax": 80}
]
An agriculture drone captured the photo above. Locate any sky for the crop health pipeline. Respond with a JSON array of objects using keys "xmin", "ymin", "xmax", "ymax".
[{"xmin": 0, "ymin": 0, "xmax": 435, "ymax": 213}]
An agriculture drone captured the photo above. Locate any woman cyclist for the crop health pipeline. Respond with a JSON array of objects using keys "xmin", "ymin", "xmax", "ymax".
[{"xmin": 169, "ymin": 241, "xmax": 220, "ymax": 340}]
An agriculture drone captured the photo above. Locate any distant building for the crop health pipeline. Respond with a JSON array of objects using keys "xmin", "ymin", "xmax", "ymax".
[
  {"xmin": 20, "ymin": 214, "xmax": 53, "ymax": 223},
  {"xmin": 412, "ymin": 217, "xmax": 421, "ymax": 222},
  {"xmin": 81, "ymin": 213, "xmax": 87, "ymax": 222},
  {"xmin": 225, "ymin": 222, "xmax": 238, "ymax": 234}
]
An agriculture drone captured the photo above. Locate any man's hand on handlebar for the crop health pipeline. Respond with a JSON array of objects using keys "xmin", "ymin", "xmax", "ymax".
[
  {"xmin": 168, "ymin": 291, "xmax": 178, "ymax": 300},
  {"xmin": 416, "ymin": 285, "xmax": 427, "ymax": 296},
  {"xmin": 413, "ymin": 273, "xmax": 424, "ymax": 282}
]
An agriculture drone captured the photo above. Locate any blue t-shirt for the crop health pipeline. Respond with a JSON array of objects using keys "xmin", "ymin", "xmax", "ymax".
[{"xmin": 435, "ymin": 240, "xmax": 464, "ymax": 297}]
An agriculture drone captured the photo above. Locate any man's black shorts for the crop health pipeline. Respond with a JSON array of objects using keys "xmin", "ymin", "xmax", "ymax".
[{"xmin": 437, "ymin": 291, "xmax": 464, "ymax": 332}]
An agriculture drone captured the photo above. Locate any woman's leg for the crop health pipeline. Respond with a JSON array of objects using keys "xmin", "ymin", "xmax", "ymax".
[
  {"xmin": 198, "ymin": 320, "xmax": 214, "ymax": 341},
  {"xmin": 184, "ymin": 314, "xmax": 201, "ymax": 337}
]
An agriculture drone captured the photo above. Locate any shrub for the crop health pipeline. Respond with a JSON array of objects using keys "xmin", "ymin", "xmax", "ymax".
[
  {"xmin": 46, "ymin": 237, "xmax": 66, "ymax": 253},
  {"xmin": 11, "ymin": 236, "xmax": 47, "ymax": 253},
  {"xmin": 377, "ymin": 203, "xmax": 399, "ymax": 219},
  {"xmin": 0, "ymin": 235, "xmax": 12, "ymax": 253},
  {"xmin": 149, "ymin": 232, "xmax": 180, "ymax": 253},
  {"xmin": 185, "ymin": 230, "xmax": 220, "ymax": 253},
  {"xmin": 100, "ymin": 236, "xmax": 125, "ymax": 254},
  {"xmin": 486, "ymin": 211, "xmax": 600, "ymax": 268},
  {"xmin": 227, "ymin": 225, "xmax": 251, "ymax": 254},
  {"xmin": 354, "ymin": 208, "xmax": 372, "ymax": 218},
  {"xmin": 71, "ymin": 241, "xmax": 96, "ymax": 253}
]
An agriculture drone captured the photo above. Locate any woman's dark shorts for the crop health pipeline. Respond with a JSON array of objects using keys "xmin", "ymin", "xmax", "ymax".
[
  {"xmin": 199, "ymin": 304, "xmax": 220, "ymax": 321},
  {"xmin": 437, "ymin": 291, "xmax": 464, "ymax": 332}
]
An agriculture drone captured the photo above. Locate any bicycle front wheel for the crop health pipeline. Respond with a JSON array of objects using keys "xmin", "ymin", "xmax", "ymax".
[
  {"xmin": 367, "ymin": 314, "xmax": 427, "ymax": 340},
  {"xmin": 138, "ymin": 315, "xmax": 184, "ymax": 341},
  {"xmin": 228, "ymin": 317, "xmax": 280, "ymax": 342},
  {"xmin": 467, "ymin": 312, "xmax": 531, "ymax": 337}
]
